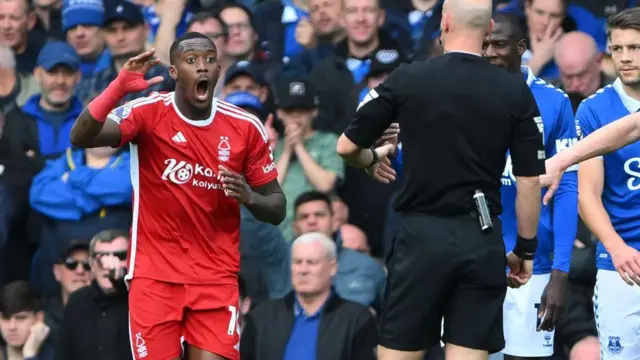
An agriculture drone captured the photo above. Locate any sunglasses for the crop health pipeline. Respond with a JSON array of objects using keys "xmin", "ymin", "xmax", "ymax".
[
  {"xmin": 63, "ymin": 258, "xmax": 91, "ymax": 272},
  {"xmin": 94, "ymin": 250, "xmax": 128, "ymax": 261}
]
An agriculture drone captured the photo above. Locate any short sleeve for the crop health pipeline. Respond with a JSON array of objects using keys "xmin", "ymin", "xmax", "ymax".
[
  {"xmin": 107, "ymin": 102, "xmax": 145, "ymax": 147},
  {"xmin": 342, "ymin": 65, "xmax": 406, "ymax": 148},
  {"xmin": 549, "ymin": 96, "xmax": 579, "ymax": 170},
  {"xmin": 510, "ymin": 82, "xmax": 546, "ymax": 177},
  {"xmin": 244, "ymin": 121, "xmax": 278, "ymax": 187},
  {"xmin": 575, "ymin": 101, "xmax": 599, "ymax": 139}
]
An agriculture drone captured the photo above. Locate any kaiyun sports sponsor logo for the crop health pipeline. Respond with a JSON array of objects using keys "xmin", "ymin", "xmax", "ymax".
[{"xmin": 161, "ymin": 158, "xmax": 223, "ymax": 190}]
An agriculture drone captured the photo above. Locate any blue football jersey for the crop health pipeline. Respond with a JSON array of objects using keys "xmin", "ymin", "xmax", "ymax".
[
  {"xmin": 576, "ymin": 79, "xmax": 640, "ymax": 271},
  {"xmin": 500, "ymin": 67, "xmax": 579, "ymax": 274}
]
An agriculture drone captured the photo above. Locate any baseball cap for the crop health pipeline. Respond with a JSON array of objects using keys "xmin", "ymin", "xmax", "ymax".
[
  {"xmin": 224, "ymin": 91, "xmax": 263, "ymax": 113},
  {"xmin": 104, "ymin": 1, "xmax": 145, "ymax": 27},
  {"xmin": 275, "ymin": 75, "xmax": 319, "ymax": 110},
  {"xmin": 37, "ymin": 41, "xmax": 80, "ymax": 72},
  {"xmin": 368, "ymin": 49, "xmax": 402, "ymax": 79},
  {"xmin": 57, "ymin": 239, "xmax": 90, "ymax": 262},
  {"xmin": 224, "ymin": 61, "xmax": 266, "ymax": 86}
]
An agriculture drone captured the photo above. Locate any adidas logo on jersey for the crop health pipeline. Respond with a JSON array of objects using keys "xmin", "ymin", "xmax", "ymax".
[{"xmin": 172, "ymin": 132, "xmax": 187, "ymax": 143}]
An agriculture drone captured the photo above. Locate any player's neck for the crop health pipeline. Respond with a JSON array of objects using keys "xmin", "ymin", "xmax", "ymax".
[
  {"xmin": 348, "ymin": 36, "xmax": 379, "ymax": 59},
  {"xmin": 174, "ymin": 90, "xmax": 212, "ymax": 120},
  {"xmin": 622, "ymin": 83, "xmax": 640, "ymax": 102},
  {"xmin": 296, "ymin": 290, "xmax": 331, "ymax": 315},
  {"xmin": 442, "ymin": 34, "xmax": 483, "ymax": 57}
]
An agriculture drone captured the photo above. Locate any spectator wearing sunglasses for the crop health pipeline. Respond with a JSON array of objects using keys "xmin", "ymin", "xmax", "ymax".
[
  {"xmin": 42, "ymin": 239, "xmax": 91, "ymax": 346},
  {"xmin": 56, "ymin": 229, "xmax": 132, "ymax": 360}
]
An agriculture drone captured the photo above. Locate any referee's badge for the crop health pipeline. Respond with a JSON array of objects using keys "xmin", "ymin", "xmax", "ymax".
[{"xmin": 375, "ymin": 49, "xmax": 399, "ymax": 64}]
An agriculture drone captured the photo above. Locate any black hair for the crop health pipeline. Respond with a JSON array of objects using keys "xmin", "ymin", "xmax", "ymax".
[
  {"xmin": 169, "ymin": 32, "xmax": 216, "ymax": 65},
  {"xmin": 0, "ymin": 281, "xmax": 41, "ymax": 318},
  {"xmin": 492, "ymin": 12, "xmax": 524, "ymax": 41},
  {"xmin": 186, "ymin": 10, "xmax": 229, "ymax": 36},
  {"xmin": 219, "ymin": 3, "xmax": 256, "ymax": 30},
  {"xmin": 294, "ymin": 191, "xmax": 332, "ymax": 215}
]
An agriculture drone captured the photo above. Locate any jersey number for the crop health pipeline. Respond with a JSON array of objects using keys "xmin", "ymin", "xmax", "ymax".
[{"xmin": 227, "ymin": 305, "xmax": 239, "ymax": 336}]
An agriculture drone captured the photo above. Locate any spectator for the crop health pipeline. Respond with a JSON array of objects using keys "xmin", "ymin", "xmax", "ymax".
[
  {"xmin": 0, "ymin": 44, "xmax": 39, "ymax": 109},
  {"xmin": 292, "ymin": 191, "xmax": 385, "ymax": 308},
  {"xmin": 284, "ymin": 0, "xmax": 346, "ymax": 74},
  {"xmin": 63, "ymin": 0, "xmax": 111, "ymax": 78},
  {"xmin": 224, "ymin": 91, "xmax": 264, "ymax": 118},
  {"xmin": 222, "ymin": 60, "xmax": 270, "ymax": 103},
  {"xmin": 310, "ymin": 0, "xmax": 407, "ymax": 135},
  {"xmin": 240, "ymin": 232, "xmax": 378, "ymax": 360},
  {"xmin": 273, "ymin": 75, "xmax": 344, "ymax": 240},
  {"xmin": 56, "ymin": 229, "xmax": 132, "ymax": 360},
  {"xmin": 340, "ymin": 223, "xmax": 370, "ymax": 255},
  {"xmin": 331, "ymin": 195, "xmax": 349, "ymax": 226},
  {"xmin": 252, "ymin": 0, "xmax": 310, "ymax": 64},
  {"xmin": 146, "ymin": 0, "xmax": 194, "ymax": 46},
  {"xmin": 554, "ymin": 31, "xmax": 613, "ymax": 97},
  {"xmin": 42, "ymin": 239, "xmax": 90, "ymax": 345},
  {"xmin": 383, "ymin": 0, "xmax": 441, "ymax": 53},
  {"xmin": 22, "ymin": 41, "xmax": 82, "ymax": 159},
  {"xmin": 357, "ymin": 46, "xmax": 402, "ymax": 101},
  {"xmin": 0, "ymin": 0, "xmax": 45, "ymax": 74},
  {"xmin": 78, "ymin": 0, "xmax": 174, "ymax": 105},
  {"xmin": 32, "ymin": 0, "xmax": 64, "ymax": 41},
  {"xmin": 186, "ymin": 11, "xmax": 230, "ymax": 96},
  {"xmin": 219, "ymin": 4, "xmax": 263, "ymax": 64},
  {"xmin": 28, "ymin": 146, "xmax": 131, "ymax": 294},
  {"xmin": 0, "ymin": 281, "xmax": 54, "ymax": 360}
]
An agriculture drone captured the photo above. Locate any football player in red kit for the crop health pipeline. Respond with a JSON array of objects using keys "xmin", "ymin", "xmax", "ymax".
[{"xmin": 69, "ymin": 32, "xmax": 286, "ymax": 360}]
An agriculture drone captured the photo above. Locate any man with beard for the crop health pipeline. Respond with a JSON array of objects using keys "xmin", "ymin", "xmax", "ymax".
[
  {"xmin": 68, "ymin": 32, "xmax": 286, "ymax": 360},
  {"xmin": 78, "ymin": 1, "xmax": 174, "ymax": 105}
]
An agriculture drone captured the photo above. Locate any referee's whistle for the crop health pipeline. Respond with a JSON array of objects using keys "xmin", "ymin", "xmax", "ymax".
[{"xmin": 473, "ymin": 190, "xmax": 493, "ymax": 233}]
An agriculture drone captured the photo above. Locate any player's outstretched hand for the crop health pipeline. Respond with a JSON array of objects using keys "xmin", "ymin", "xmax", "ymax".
[
  {"xmin": 219, "ymin": 165, "xmax": 253, "ymax": 204},
  {"xmin": 538, "ymin": 270, "xmax": 568, "ymax": 331},
  {"xmin": 366, "ymin": 156, "xmax": 396, "ymax": 183},
  {"xmin": 506, "ymin": 252, "xmax": 533, "ymax": 288},
  {"xmin": 540, "ymin": 157, "xmax": 568, "ymax": 205},
  {"xmin": 611, "ymin": 243, "xmax": 640, "ymax": 286},
  {"xmin": 116, "ymin": 49, "xmax": 165, "ymax": 94}
]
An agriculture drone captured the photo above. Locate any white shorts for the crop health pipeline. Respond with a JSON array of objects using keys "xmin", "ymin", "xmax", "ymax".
[
  {"xmin": 594, "ymin": 269, "xmax": 640, "ymax": 360},
  {"xmin": 502, "ymin": 273, "xmax": 554, "ymax": 357}
]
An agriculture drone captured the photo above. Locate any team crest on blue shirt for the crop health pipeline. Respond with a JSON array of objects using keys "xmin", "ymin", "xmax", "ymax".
[{"xmin": 608, "ymin": 336, "xmax": 623, "ymax": 354}]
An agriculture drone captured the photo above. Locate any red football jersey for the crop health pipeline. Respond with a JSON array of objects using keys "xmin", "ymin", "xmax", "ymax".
[{"xmin": 107, "ymin": 92, "xmax": 278, "ymax": 285}]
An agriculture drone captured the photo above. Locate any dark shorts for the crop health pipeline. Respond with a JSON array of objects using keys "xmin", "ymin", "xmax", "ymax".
[{"xmin": 380, "ymin": 213, "xmax": 507, "ymax": 353}]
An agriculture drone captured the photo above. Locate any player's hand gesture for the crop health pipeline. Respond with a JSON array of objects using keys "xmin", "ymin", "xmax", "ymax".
[
  {"xmin": 374, "ymin": 123, "xmax": 400, "ymax": 149},
  {"xmin": 100, "ymin": 253, "xmax": 126, "ymax": 280},
  {"xmin": 22, "ymin": 322, "xmax": 50, "ymax": 358},
  {"xmin": 538, "ymin": 270, "xmax": 568, "ymax": 331},
  {"xmin": 116, "ymin": 49, "xmax": 165, "ymax": 94},
  {"xmin": 540, "ymin": 157, "xmax": 566, "ymax": 205},
  {"xmin": 366, "ymin": 156, "xmax": 397, "ymax": 183},
  {"xmin": 506, "ymin": 251, "xmax": 533, "ymax": 288},
  {"xmin": 219, "ymin": 165, "xmax": 253, "ymax": 204},
  {"xmin": 610, "ymin": 242, "xmax": 640, "ymax": 286}
]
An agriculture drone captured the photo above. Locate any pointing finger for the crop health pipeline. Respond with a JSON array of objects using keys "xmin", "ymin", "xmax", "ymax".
[{"xmin": 146, "ymin": 76, "xmax": 164, "ymax": 87}]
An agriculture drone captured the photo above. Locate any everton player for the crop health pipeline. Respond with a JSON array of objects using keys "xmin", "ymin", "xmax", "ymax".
[
  {"xmin": 375, "ymin": 13, "xmax": 578, "ymax": 359},
  {"xmin": 69, "ymin": 32, "xmax": 286, "ymax": 360},
  {"xmin": 543, "ymin": 8, "xmax": 640, "ymax": 360}
]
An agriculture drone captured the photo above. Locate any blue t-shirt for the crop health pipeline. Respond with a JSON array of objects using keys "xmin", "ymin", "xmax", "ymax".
[
  {"xmin": 576, "ymin": 78, "xmax": 640, "ymax": 271},
  {"xmin": 500, "ymin": 67, "xmax": 578, "ymax": 274}
]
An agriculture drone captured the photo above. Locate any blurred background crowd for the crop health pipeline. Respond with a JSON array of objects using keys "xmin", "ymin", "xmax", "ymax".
[{"xmin": 0, "ymin": 0, "xmax": 623, "ymax": 358}]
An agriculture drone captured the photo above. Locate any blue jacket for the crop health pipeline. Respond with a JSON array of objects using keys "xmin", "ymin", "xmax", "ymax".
[
  {"xmin": 29, "ymin": 148, "xmax": 132, "ymax": 221},
  {"xmin": 21, "ymin": 95, "xmax": 83, "ymax": 159}
]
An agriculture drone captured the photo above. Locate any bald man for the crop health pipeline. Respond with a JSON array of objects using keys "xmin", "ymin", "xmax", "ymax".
[
  {"xmin": 337, "ymin": 0, "xmax": 546, "ymax": 358},
  {"xmin": 554, "ymin": 31, "xmax": 611, "ymax": 97}
]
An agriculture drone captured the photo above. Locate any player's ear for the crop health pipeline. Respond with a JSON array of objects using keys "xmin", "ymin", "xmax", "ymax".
[
  {"xmin": 517, "ymin": 39, "xmax": 526, "ymax": 56},
  {"xmin": 169, "ymin": 65, "xmax": 178, "ymax": 80}
]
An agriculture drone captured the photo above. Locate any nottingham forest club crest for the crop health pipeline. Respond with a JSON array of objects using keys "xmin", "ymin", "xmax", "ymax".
[
  {"xmin": 218, "ymin": 136, "xmax": 231, "ymax": 162},
  {"xmin": 608, "ymin": 336, "xmax": 623, "ymax": 355}
]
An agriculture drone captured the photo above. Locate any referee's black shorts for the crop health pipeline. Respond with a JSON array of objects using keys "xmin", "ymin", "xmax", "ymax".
[{"xmin": 380, "ymin": 213, "xmax": 507, "ymax": 353}]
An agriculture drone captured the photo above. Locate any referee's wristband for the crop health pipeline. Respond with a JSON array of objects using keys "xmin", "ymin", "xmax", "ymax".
[
  {"xmin": 367, "ymin": 147, "xmax": 379, "ymax": 168},
  {"xmin": 512, "ymin": 235, "xmax": 538, "ymax": 260}
]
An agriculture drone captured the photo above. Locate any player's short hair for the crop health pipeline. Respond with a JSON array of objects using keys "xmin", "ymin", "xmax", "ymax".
[
  {"xmin": 0, "ymin": 281, "xmax": 41, "ymax": 318},
  {"xmin": 89, "ymin": 229, "xmax": 130, "ymax": 257},
  {"xmin": 169, "ymin": 32, "xmax": 217, "ymax": 65},
  {"xmin": 492, "ymin": 12, "xmax": 524, "ymax": 41},
  {"xmin": 292, "ymin": 232, "xmax": 338, "ymax": 261},
  {"xmin": 607, "ymin": 7, "xmax": 640, "ymax": 39},
  {"xmin": 294, "ymin": 191, "xmax": 333, "ymax": 215},
  {"xmin": 186, "ymin": 10, "xmax": 228, "ymax": 36}
]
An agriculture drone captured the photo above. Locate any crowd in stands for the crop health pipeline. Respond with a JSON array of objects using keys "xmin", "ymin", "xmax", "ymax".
[{"xmin": 0, "ymin": 0, "xmax": 627, "ymax": 358}]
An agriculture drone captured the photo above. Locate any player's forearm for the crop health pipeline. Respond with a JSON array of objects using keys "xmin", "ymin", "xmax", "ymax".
[
  {"xmin": 579, "ymin": 192, "xmax": 626, "ymax": 254},
  {"xmin": 552, "ymin": 172, "xmax": 578, "ymax": 272},
  {"xmin": 153, "ymin": 12, "xmax": 181, "ymax": 65},
  {"xmin": 247, "ymin": 184, "xmax": 287, "ymax": 226},
  {"xmin": 71, "ymin": 80, "xmax": 124, "ymax": 148},
  {"xmin": 515, "ymin": 176, "xmax": 542, "ymax": 239},
  {"xmin": 295, "ymin": 145, "xmax": 337, "ymax": 192},
  {"xmin": 556, "ymin": 112, "xmax": 640, "ymax": 170},
  {"xmin": 339, "ymin": 147, "xmax": 375, "ymax": 169}
]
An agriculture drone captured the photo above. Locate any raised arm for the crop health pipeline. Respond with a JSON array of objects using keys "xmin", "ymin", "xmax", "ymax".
[{"xmin": 70, "ymin": 50, "xmax": 165, "ymax": 148}]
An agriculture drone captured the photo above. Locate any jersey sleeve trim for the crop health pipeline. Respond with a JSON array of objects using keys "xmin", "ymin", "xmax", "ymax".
[{"xmin": 217, "ymin": 101, "xmax": 269, "ymax": 142}]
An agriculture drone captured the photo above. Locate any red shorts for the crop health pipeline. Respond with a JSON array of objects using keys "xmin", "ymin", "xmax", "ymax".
[{"xmin": 128, "ymin": 278, "xmax": 240, "ymax": 360}]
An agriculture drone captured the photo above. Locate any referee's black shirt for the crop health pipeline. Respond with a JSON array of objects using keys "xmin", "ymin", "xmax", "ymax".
[{"xmin": 343, "ymin": 52, "xmax": 546, "ymax": 216}]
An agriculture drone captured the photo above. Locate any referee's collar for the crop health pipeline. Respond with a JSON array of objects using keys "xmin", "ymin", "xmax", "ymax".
[
  {"xmin": 444, "ymin": 50, "xmax": 481, "ymax": 57},
  {"xmin": 521, "ymin": 66, "xmax": 535, "ymax": 88}
]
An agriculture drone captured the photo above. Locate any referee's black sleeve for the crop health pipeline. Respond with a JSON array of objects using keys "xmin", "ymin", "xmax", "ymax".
[
  {"xmin": 343, "ymin": 66, "xmax": 406, "ymax": 148},
  {"xmin": 509, "ymin": 81, "xmax": 546, "ymax": 177}
]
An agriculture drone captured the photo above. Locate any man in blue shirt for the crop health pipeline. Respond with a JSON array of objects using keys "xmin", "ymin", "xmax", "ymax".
[
  {"xmin": 376, "ymin": 13, "xmax": 578, "ymax": 359},
  {"xmin": 544, "ymin": 8, "xmax": 640, "ymax": 359}
]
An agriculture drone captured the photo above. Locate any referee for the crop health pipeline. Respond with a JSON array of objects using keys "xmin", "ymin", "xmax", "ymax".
[{"xmin": 335, "ymin": 0, "xmax": 546, "ymax": 359}]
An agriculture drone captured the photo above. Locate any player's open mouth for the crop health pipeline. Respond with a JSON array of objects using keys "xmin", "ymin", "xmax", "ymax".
[{"xmin": 195, "ymin": 79, "xmax": 209, "ymax": 101}]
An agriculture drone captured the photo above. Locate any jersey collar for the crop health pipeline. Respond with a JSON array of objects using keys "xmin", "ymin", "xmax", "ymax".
[
  {"xmin": 170, "ymin": 92, "xmax": 218, "ymax": 127},
  {"xmin": 613, "ymin": 78, "xmax": 640, "ymax": 113},
  {"xmin": 521, "ymin": 66, "xmax": 535, "ymax": 87}
]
